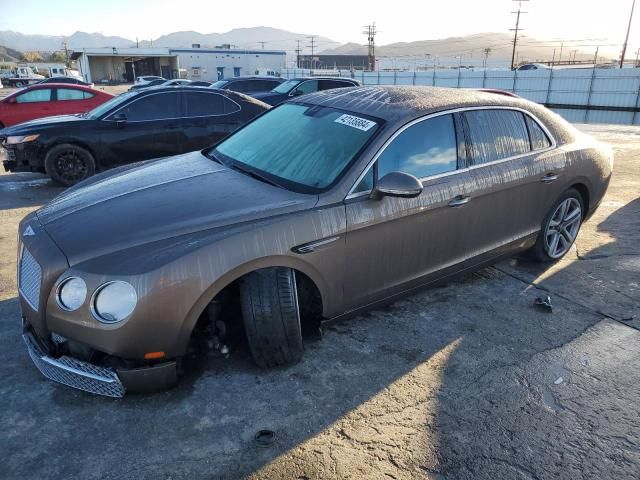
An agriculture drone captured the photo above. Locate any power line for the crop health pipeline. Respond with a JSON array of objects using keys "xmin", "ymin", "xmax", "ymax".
[
  {"xmin": 510, "ymin": 0, "xmax": 529, "ymax": 70},
  {"xmin": 363, "ymin": 23, "xmax": 377, "ymax": 71}
]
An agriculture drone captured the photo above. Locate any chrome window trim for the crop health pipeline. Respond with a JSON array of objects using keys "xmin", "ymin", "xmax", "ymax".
[
  {"xmin": 102, "ymin": 90, "xmax": 241, "ymax": 123},
  {"xmin": 345, "ymin": 106, "xmax": 557, "ymax": 201}
]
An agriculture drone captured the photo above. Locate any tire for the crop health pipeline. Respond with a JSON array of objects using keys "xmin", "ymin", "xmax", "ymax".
[
  {"xmin": 15, "ymin": 81, "xmax": 24, "ymax": 88},
  {"xmin": 45, "ymin": 143, "xmax": 96, "ymax": 186},
  {"xmin": 530, "ymin": 188, "xmax": 584, "ymax": 262},
  {"xmin": 239, "ymin": 267, "xmax": 304, "ymax": 368}
]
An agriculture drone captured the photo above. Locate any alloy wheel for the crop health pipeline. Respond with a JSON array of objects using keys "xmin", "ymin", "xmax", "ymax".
[
  {"xmin": 54, "ymin": 150, "xmax": 88, "ymax": 184},
  {"xmin": 544, "ymin": 197, "xmax": 582, "ymax": 259}
]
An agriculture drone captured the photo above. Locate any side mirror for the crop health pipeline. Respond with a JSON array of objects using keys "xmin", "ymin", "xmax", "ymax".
[
  {"xmin": 7, "ymin": 97, "xmax": 17, "ymax": 104},
  {"xmin": 370, "ymin": 171, "xmax": 423, "ymax": 200},
  {"xmin": 291, "ymin": 89, "xmax": 304, "ymax": 97},
  {"xmin": 112, "ymin": 112, "xmax": 127, "ymax": 126}
]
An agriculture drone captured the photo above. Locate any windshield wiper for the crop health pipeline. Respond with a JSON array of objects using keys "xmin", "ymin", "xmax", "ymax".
[{"xmin": 227, "ymin": 162, "xmax": 282, "ymax": 188}]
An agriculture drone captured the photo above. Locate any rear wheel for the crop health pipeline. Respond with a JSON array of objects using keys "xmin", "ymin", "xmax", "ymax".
[
  {"xmin": 239, "ymin": 267, "xmax": 304, "ymax": 367},
  {"xmin": 531, "ymin": 189, "xmax": 584, "ymax": 262},
  {"xmin": 45, "ymin": 143, "xmax": 96, "ymax": 186},
  {"xmin": 14, "ymin": 81, "xmax": 24, "ymax": 88}
]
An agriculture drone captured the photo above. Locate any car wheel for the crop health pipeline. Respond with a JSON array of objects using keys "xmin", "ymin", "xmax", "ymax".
[
  {"xmin": 531, "ymin": 188, "xmax": 584, "ymax": 262},
  {"xmin": 239, "ymin": 267, "xmax": 304, "ymax": 367},
  {"xmin": 45, "ymin": 143, "xmax": 96, "ymax": 186},
  {"xmin": 15, "ymin": 81, "xmax": 24, "ymax": 88}
]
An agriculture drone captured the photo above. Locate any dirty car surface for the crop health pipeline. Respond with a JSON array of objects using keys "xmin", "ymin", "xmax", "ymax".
[{"xmin": 17, "ymin": 86, "xmax": 613, "ymax": 396}]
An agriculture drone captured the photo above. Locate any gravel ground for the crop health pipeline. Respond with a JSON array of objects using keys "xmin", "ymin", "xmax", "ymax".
[{"xmin": 0, "ymin": 124, "xmax": 638, "ymax": 479}]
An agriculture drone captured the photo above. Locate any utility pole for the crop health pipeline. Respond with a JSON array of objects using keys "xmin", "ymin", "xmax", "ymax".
[
  {"xmin": 295, "ymin": 40, "xmax": 302, "ymax": 68},
  {"xmin": 635, "ymin": 47, "xmax": 640, "ymax": 66},
  {"xmin": 483, "ymin": 47, "xmax": 491, "ymax": 69},
  {"xmin": 307, "ymin": 35, "xmax": 316, "ymax": 69},
  {"xmin": 510, "ymin": 0, "xmax": 529, "ymax": 70},
  {"xmin": 363, "ymin": 23, "xmax": 377, "ymax": 71},
  {"xmin": 62, "ymin": 39, "xmax": 69, "ymax": 67},
  {"xmin": 621, "ymin": 0, "xmax": 636, "ymax": 68},
  {"xmin": 593, "ymin": 46, "xmax": 600, "ymax": 66},
  {"xmin": 258, "ymin": 41, "xmax": 266, "ymax": 50},
  {"xmin": 558, "ymin": 41, "xmax": 563, "ymax": 64}
]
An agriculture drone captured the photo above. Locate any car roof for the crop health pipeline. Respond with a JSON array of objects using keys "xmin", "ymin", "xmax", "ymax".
[
  {"xmin": 136, "ymin": 85, "xmax": 271, "ymax": 107},
  {"xmin": 222, "ymin": 76, "xmax": 284, "ymax": 82},
  {"xmin": 19, "ymin": 83, "xmax": 97, "ymax": 92},
  {"xmin": 290, "ymin": 77, "xmax": 359, "ymax": 82},
  {"xmin": 293, "ymin": 85, "xmax": 571, "ymax": 141}
]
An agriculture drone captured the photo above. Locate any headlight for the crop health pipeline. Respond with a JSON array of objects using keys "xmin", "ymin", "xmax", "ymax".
[
  {"xmin": 6, "ymin": 134, "xmax": 40, "ymax": 145},
  {"xmin": 57, "ymin": 277, "xmax": 87, "ymax": 311},
  {"xmin": 92, "ymin": 281, "xmax": 137, "ymax": 323}
]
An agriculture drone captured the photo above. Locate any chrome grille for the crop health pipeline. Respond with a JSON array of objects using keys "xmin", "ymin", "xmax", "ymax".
[
  {"xmin": 19, "ymin": 247, "xmax": 41, "ymax": 311},
  {"xmin": 23, "ymin": 332, "xmax": 125, "ymax": 398}
]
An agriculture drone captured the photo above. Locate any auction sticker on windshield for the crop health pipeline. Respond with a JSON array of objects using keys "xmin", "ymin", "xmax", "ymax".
[{"xmin": 334, "ymin": 114, "xmax": 377, "ymax": 131}]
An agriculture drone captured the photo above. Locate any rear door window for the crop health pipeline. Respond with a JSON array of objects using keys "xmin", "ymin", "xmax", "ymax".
[
  {"xmin": 57, "ymin": 88, "xmax": 93, "ymax": 100},
  {"xmin": 463, "ymin": 109, "xmax": 530, "ymax": 164},
  {"xmin": 183, "ymin": 91, "xmax": 240, "ymax": 117},
  {"xmin": 15, "ymin": 89, "xmax": 52, "ymax": 103},
  {"xmin": 115, "ymin": 92, "xmax": 181, "ymax": 121},
  {"xmin": 319, "ymin": 79, "xmax": 355, "ymax": 90},
  {"xmin": 525, "ymin": 115, "xmax": 552, "ymax": 150}
]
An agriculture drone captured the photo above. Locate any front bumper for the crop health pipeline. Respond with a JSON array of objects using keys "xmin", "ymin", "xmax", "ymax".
[
  {"xmin": 23, "ymin": 325, "xmax": 126, "ymax": 398},
  {"xmin": 22, "ymin": 321, "xmax": 179, "ymax": 397},
  {"xmin": 2, "ymin": 143, "xmax": 45, "ymax": 173}
]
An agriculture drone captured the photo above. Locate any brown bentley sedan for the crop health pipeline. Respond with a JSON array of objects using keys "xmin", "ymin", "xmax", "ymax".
[{"xmin": 17, "ymin": 86, "xmax": 613, "ymax": 396}]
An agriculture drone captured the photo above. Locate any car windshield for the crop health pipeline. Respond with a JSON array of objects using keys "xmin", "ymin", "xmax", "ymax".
[
  {"xmin": 212, "ymin": 103, "xmax": 381, "ymax": 193},
  {"xmin": 85, "ymin": 91, "xmax": 136, "ymax": 119},
  {"xmin": 272, "ymin": 80, "xmax": 300, "ymax": 94},
  {"xmin": 211, "ymin": 80, "xmax": 228, "ymax": 88}
]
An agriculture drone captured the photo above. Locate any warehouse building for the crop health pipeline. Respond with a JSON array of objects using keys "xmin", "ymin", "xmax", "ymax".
[{"xmin": 71, "ymin": 46, "xmax": 286, "ymax": 83}]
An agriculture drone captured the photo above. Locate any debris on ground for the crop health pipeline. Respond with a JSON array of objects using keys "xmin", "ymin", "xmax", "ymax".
[
  {"xmin": 534, "ymin": 295, "xmax": 553, "ymax": 313},
  {"xmin": 554, "ymin": 377, "xmax": 564, "ymax": 385}
]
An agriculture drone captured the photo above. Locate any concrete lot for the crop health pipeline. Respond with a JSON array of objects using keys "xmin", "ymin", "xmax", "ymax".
[{"xmin": 0, "ymin": 124, "xmax": 638, "ymax": 479}]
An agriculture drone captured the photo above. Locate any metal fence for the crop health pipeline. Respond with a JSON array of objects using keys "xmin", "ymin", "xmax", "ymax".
[{"xmin": 282, "ymin": 68, "xmax": 640, "ymax": 126}]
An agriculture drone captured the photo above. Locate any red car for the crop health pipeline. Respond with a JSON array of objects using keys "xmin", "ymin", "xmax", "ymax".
[{"xmin": 0, "ymin": 83, "xmax": 113, "ymax": 128}]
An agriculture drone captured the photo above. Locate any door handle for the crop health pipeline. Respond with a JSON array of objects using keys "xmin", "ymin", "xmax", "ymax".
[
  {"xmin": 540, "ymin": 173, "xmax": 559, "ymax": 183},
  {"xmin": 448, "ymin": 195, "xmax": 470, "ymax": 207}
]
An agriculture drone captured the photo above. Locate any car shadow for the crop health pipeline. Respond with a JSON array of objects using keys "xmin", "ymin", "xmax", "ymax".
[
  {"xmin": 0, "ymin": 172, "xmax": 64, "ymax": 211},
  {"xmin": 432, "ymin": 197, "xmax": 640, "ymax": 479}
]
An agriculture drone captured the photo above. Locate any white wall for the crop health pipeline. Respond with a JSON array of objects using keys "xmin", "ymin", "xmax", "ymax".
[
  {"xmin": 173, "ymin": 50, "xmax": 286, "ymax": 81},
  {"xmin": 283, "ymin": 67, "xmax": 640, "ymax": 125}
]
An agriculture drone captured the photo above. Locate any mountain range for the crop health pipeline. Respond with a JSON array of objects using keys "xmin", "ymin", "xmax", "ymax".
[{"xmin": 0, "ymin": 28, "xmax": 609, "ymax": 67}]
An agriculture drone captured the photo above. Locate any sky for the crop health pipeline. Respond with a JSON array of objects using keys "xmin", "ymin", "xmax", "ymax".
[{"xmin": 1, "ymin": 0, "xmax": 638, "ymax": 52}]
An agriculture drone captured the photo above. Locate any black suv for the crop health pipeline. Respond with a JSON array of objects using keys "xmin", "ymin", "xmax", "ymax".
[
  {"xmin": 251, "ymin": 77, "xmax": 361, "ymax": 106},
  {"xmin": 211, "ymin": 76, "xmax": 285, "ymax": 96}
]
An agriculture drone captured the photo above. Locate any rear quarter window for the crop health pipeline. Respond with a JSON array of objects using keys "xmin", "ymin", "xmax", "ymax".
[{"xmin": 525, "ymin": 115, "xmax": 552, "ymax": 150}]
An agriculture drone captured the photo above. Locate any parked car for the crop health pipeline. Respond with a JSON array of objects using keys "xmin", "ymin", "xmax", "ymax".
[
  {"xmin": 1, "ymin": 86, "xmax": 270, "ymax": 185},
  {"xmin": 211, "ymin": 76, "xmax": 284, "ymax": 95},
  {"xmin": 15, "ymin": 86, "xmax": 613, "ymax": 396},
  {"xmin": 129, "ymin": 79, "xmax": 191, "ymax": 91},
  {"xmin": 0, "ymin": 83, "xmax": 113, "ymax": 128},
  {"xmin": 251, "ymin": 77, "xmax": 360, "ymax": 105},
  {"xmin": 189, "ymin": 81, "xmax": 212, "ymax": 87},
  {"xmin": 516, "ymin": 63, "xmax": 551, "ymax": 71},
  {"xmin": 134, "ymin": 76, "xmax": 164, "ymax": 86},
  {"xmin": 36, "ymin": 76, "xmax": 93, "ymax": 87}
]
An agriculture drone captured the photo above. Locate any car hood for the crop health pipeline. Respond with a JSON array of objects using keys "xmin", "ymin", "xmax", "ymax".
[
  {"xmin": 0, "ymin": 114, "xmax": 85, "ymax": 135},
  {"xmin": 36, "ymin": 151, "xmax": 318, "ymax": 266}
]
